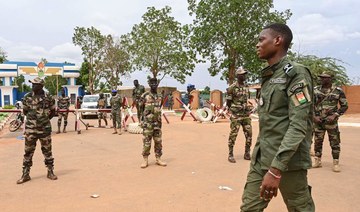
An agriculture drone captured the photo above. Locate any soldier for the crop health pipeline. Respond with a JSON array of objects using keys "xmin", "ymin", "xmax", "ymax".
[
  {"xmin": 168, "ymin": 93, "xmax": 174, "ymax": 110},
  {"xmin": 97, "ymin": 93, "xmax": 108, "ymax": 127},
  {"xmin": 57, "ymin": 88, "xmax": 70, "ymax": 134},
  {"xmin": 313, "ymin": 72, "xmax": 348, "ymax": 172},
  {"xmin": 140, "ymin": 78, "xmax": 167, "ymax": 168},
  {"xmin": 110, "ymin": 89, "xmax": 123, "ymax": 135},
  {"xmin": 240, "ymin": 23, "xmax": 315, "ymax": 211},
  {"xmin": 226, "ymin": 67, "xmax": 252, "ymax": 162},
  {"xmin": 132, "ymin": 79, "xmax": 145, "ymax": 122},
  {"xmin": 17, "ymin": 77, "xmax": 58, "ymax": 184}
]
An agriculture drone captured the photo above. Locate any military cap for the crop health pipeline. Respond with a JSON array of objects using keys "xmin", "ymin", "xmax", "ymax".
[
  {"xmin": 319, "ymin": 71, "xmax": 333, "ymax": 78},
  {"xmin": 28, "ymin": 77, "xmax": 45, "ymax": 85},
  {"xmin": 235, "ymin": 67, "xmax": 247, "ymax": 75}
]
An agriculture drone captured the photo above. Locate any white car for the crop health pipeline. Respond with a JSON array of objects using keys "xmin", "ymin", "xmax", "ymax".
[{"xmin": 81, "ymin": 94, "xmax": 99, "ymax": 119}]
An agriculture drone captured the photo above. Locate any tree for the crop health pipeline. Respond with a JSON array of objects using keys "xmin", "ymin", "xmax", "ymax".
[
  {"xmin": 99, "ymin": 35, "xmax": 131, "ymax": 90},
  {"xmin": 14, "ymin": 75, "xmax": 31, "ymax": 92},
  {"xmin": 188, "ymin": 0, "xmax": 291, "ymax": 84},
  {"xmin": 124, "ymin": 6, "xmax": 197, "ymax": 83},
  {"xmin": 200, "ymin": 86, "xmax": 211, "ymax": 95},
  {"xmin": 72, "ymin": 26, "xmax": 106, "ymax": 94},
  {"xmin": 289, "ymin": 53, "xmax": 350, "ymax": 86},
  {"xmin": 0, "ymin": 47, "xmax": 7, "ymax": 63},
  {"xmin": 76, "ymin": 59, "xmax": 90, "ymax": 90},
  {"xmin": 44, "ymin": 76, "xmax": 68, "ymax": 95}
]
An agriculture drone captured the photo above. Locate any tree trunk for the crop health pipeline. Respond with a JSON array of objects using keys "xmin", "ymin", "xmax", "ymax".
[{"xmin": 228, "ymin": 48, "xmax": 238, "ymax": 85}]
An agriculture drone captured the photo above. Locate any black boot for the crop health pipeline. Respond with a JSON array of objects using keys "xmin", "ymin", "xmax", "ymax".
[
  {"xmin": 228, "ymin": 146, "xmax": 236, "ymax": 163},
  {"xmin": 45, "ymin": 159, "xmax": 58, "ymax": 180},
  {"xmin": 47, "ymin": 167, "xmax": 58, "ymax": 180},
  {"xmin": 17, "ymin": 166, "xmax": 31, "ymax": 184},
  {"xmin": 244, "ymin": 145, "xmax": 251, "ymax": 160}
]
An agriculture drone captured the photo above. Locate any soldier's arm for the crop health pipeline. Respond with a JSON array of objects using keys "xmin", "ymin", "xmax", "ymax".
[
  {"xmin": 336, "ymin": 88, "xmax": 348, "ymax": 116},
  {"xmin": 49, "ymin": 96, "xmax": 56, "ymax": 119},
  {"xmin": 22, "ymin": 97, "xmax": 29, "ymax": 115},
  {"xmin": 226, "ymin": 87, "xmax": 233, "ymax": 108},
  {"xmin": 271, "ymin": 67, "xmax": 313, "ymax": 172}
]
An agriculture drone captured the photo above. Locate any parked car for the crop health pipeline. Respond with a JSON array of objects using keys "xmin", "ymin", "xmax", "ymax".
[{"xmin": 81, "ymin": 94, "xmax": 99, "ymax": 119}]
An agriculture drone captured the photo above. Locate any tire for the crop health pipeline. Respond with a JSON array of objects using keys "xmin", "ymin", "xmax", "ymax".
[
  {"xmin": 196, "ymin": 108, "xmax": 213, "ymax": 122},
  {"xmin": 127, "ymin": 122, "xmax": 143, "ymax": 134},
  {"xmin": 9, "ymin": 120, "xmax": 22, "ymax": 132}
]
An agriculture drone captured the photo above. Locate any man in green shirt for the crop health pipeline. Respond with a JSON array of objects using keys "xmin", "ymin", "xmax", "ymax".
[{"xmin": 240, "ymin": 23, "xmax": 315, "ymax": 211}]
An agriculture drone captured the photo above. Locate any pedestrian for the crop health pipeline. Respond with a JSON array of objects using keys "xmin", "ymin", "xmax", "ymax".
[
  {"xmin": 139, "ymin": 78, "xmax": 167, "ymax": 168},
  {"xmin": 226, "ymin": 67, "xmax": 252, "ymax": 162},
  {"xmin": 240, "ymin": 23, "xmax": 315, "ymax": 211},
  {"xmin": 17, "ymin": 77, "xmax": 58, "ymax": 184},
  {"xmin": 168, "ymin": 93, "xmax": 174, "ymax": 111},
  {"xmin": 57, "ymin": 88, "xmax": 70, "ymax": 133},
  {"xmin": 312, "ymin": 71, "xmax": 348, "ymax": 172}
]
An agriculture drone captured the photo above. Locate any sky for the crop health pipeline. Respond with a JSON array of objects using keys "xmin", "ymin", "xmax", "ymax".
[{"xmin": 0, "ymin": 0, "xmax": 359, "ymax": 91}]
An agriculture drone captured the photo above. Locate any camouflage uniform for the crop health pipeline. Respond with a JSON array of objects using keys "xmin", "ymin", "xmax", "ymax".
[
  {"xmin": 141, "ymin": 91, "xmax": 163, "ymax": 157},
  {"xmin": 167, "ymin": 94, "xmax": 174, "ymax": 110},
  {"xmin": 97, "ymin": 96, "xmax": 108, "ymax": 126},
  {"xmin": 132, "ymin": 84, "xmax": 145, "ymax": 122},
  {"xmin": 226, "ymin": 81, "xmax": 252, "ymax": 160},
  {"xmin": 57, "ymin": 95, "xmax": 70, "ymax": 129},
  {"xmin": 314, "ymin": 86, "xmax": 348, "ymax": 159},
  {"xmin": 110, "ymin": 94, "xmax": 123, "ymax": 129},
  {"xmin": 17, "ymin": 86, "xmax": 58, "ymax": 184}
]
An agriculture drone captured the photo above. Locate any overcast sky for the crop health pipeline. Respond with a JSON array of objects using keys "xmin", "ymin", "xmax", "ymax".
[{"xmin": 0, "ymin": 0, "xmax": 359, "ymax": 91}]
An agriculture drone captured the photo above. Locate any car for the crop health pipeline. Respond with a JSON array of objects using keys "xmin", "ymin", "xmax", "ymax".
[{"xmin": 81, "ymin": 94, "xmax": 99, "ymax": 119}]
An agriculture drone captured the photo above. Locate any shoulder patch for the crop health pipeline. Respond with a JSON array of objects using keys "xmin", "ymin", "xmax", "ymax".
[
  {"xmin": 289, "ymin": 82, "xmax": 304, "ymax": 93},
  {"xmin": 283, "ymin": 63, "xmax": 293, "ymax": 74}
]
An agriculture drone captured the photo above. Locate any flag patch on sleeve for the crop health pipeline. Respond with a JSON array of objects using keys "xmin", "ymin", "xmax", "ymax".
[{"xmin": 295, "ymin": 92, "xmax": 307, "ymax": 104}]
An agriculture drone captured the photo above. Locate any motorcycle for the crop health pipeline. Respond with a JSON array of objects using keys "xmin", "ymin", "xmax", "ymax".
[{"xmin": 9, "ymin": 105, "xmax": 24, "ymax": 132}]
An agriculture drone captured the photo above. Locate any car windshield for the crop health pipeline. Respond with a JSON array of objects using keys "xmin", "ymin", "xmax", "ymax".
[{"xmin": 83, "ymin": 96, "xmax": 99, "ymax": 103}]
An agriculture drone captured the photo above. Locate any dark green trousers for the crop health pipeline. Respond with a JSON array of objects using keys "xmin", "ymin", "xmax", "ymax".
[{"xmin": 241, "ymin": 160, "xmax": 315, "ymax": 212}]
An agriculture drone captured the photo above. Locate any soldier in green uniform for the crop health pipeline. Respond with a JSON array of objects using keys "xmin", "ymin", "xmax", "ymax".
[
  {"xmin": 226, "ymin": 68, "xmax": 253, "ymax": 162},
  {"xmin": 240, "ymin": 23, "xmax": 315, "ymax": 211},
  {"xmin": 140, "ymin": 78, "xmax": 167, "ymax": 168},
  {"xmin": 313, "ymin": 72, "xmax": 348, "ymax": 172},
  {"xmin": 17, "ymin": 77, "xmax": 58, "ymax": 184},
  {"xmin": 57, "ymin": 88, "xmax": 70, "ymax": 134},
  {"xmin": 97, "ymin": 93, "xmax": 108, "ymax": 127},
  {"xmin": 132, "ymin": 79, "xmax": 145, "ymax": 122},
  {"xmin": 168, "ymin": 93, "xmax": 174, "ymax": 110},
  {"xmin": 110, "ymin": 89, "xmax": 123, "ymax": 135}
]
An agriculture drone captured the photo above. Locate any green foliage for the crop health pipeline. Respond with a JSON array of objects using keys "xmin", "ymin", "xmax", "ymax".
[
  {"xmin": 289, "ymin": 52, "xmax": 350, "ymax": 86},
  {"xmin": 99, "ymin": 35, "xmax": 131, "ymax": 90},
  {"xmin": 44, "ymin": 76, "xmax": 68, "ymax": 95},
  {"xmin": 200, "ymin": 86, "xmax": 211, "ymax": 95},
  {"xmin": 72, "ymin": 26, "xmax": 106, "ymax": 94},
  {"xmin": 2, "ymin": 105, "xmax": 15, "ymax": 109},
  {"xmin": 14, "ymin": 75, "xmax": 31, "ymax": 92},
  {"xmin": 0, "ymin": 47, "xmax": 7, "ymax": 63},
  {"xmin": 188, "ymin": 0, "xmax": 291, "ymax": 84},
  {"xmin": 76, "ymin": 59, "xmax": 90, "ymax": 90},
  {"xmin": 124, "ymin": 6, "xmax": 197, "ymax": 84}
]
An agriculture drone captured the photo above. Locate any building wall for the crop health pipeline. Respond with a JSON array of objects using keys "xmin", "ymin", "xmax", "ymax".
[{"xmin": 342, "ymin": 85, "xmax": 360, "ymax": 114}]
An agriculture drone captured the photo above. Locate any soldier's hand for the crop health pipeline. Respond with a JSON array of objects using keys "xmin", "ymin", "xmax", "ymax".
[
  {"xmin": 327, "ymin": 114, "xmax": 338, "ymax": 123},
  {"xmin": 314, "ymin": 116, "xmax": 322, "ymax": 124},
  {"xmin": 260, "ymin": 168, "xmax": 281, "ymax": 201}
]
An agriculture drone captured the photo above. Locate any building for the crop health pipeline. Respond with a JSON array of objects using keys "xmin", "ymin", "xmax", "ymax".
[{"xmin": 0, "ymin": 61, "xmax": 81, "ymax": 107}]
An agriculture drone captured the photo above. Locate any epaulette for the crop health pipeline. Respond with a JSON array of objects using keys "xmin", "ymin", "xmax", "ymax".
[{"xmin": 283, "ymin": 62, "xmax": 296, "ymax": 78}]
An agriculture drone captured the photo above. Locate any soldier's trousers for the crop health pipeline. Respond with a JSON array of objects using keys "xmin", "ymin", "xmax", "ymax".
[
  {"xmin": 136, "ymin": 102, "xmax": 144, "ymax": 122},
  {"xmin": 111, "ymin": 112, "xmax": 122, "ymax": 129},
  {"xmin": 22, "ymin": 133, "xmax": 54, "ymax": 168},
  {"xmin": 98, "ymin": 112, "xmax": 107, "ymax": 121},
  {"xmin": 314, "ymin": 121, "xmax": 341, "ymax": 159},
  {"xmin": 228, "ymin": 117, "xmax": 252, "ymax": 149},
  {"xmin": 241, "ymin": 159, "xmax": 315, "ymax": 212},
  {"xmin": 142, "ymin": 128, "xmax": 162, "ymax": 157},
  {"xmin": 58, "ymin": 112, "xmax": 68, "ymax": 126}
]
